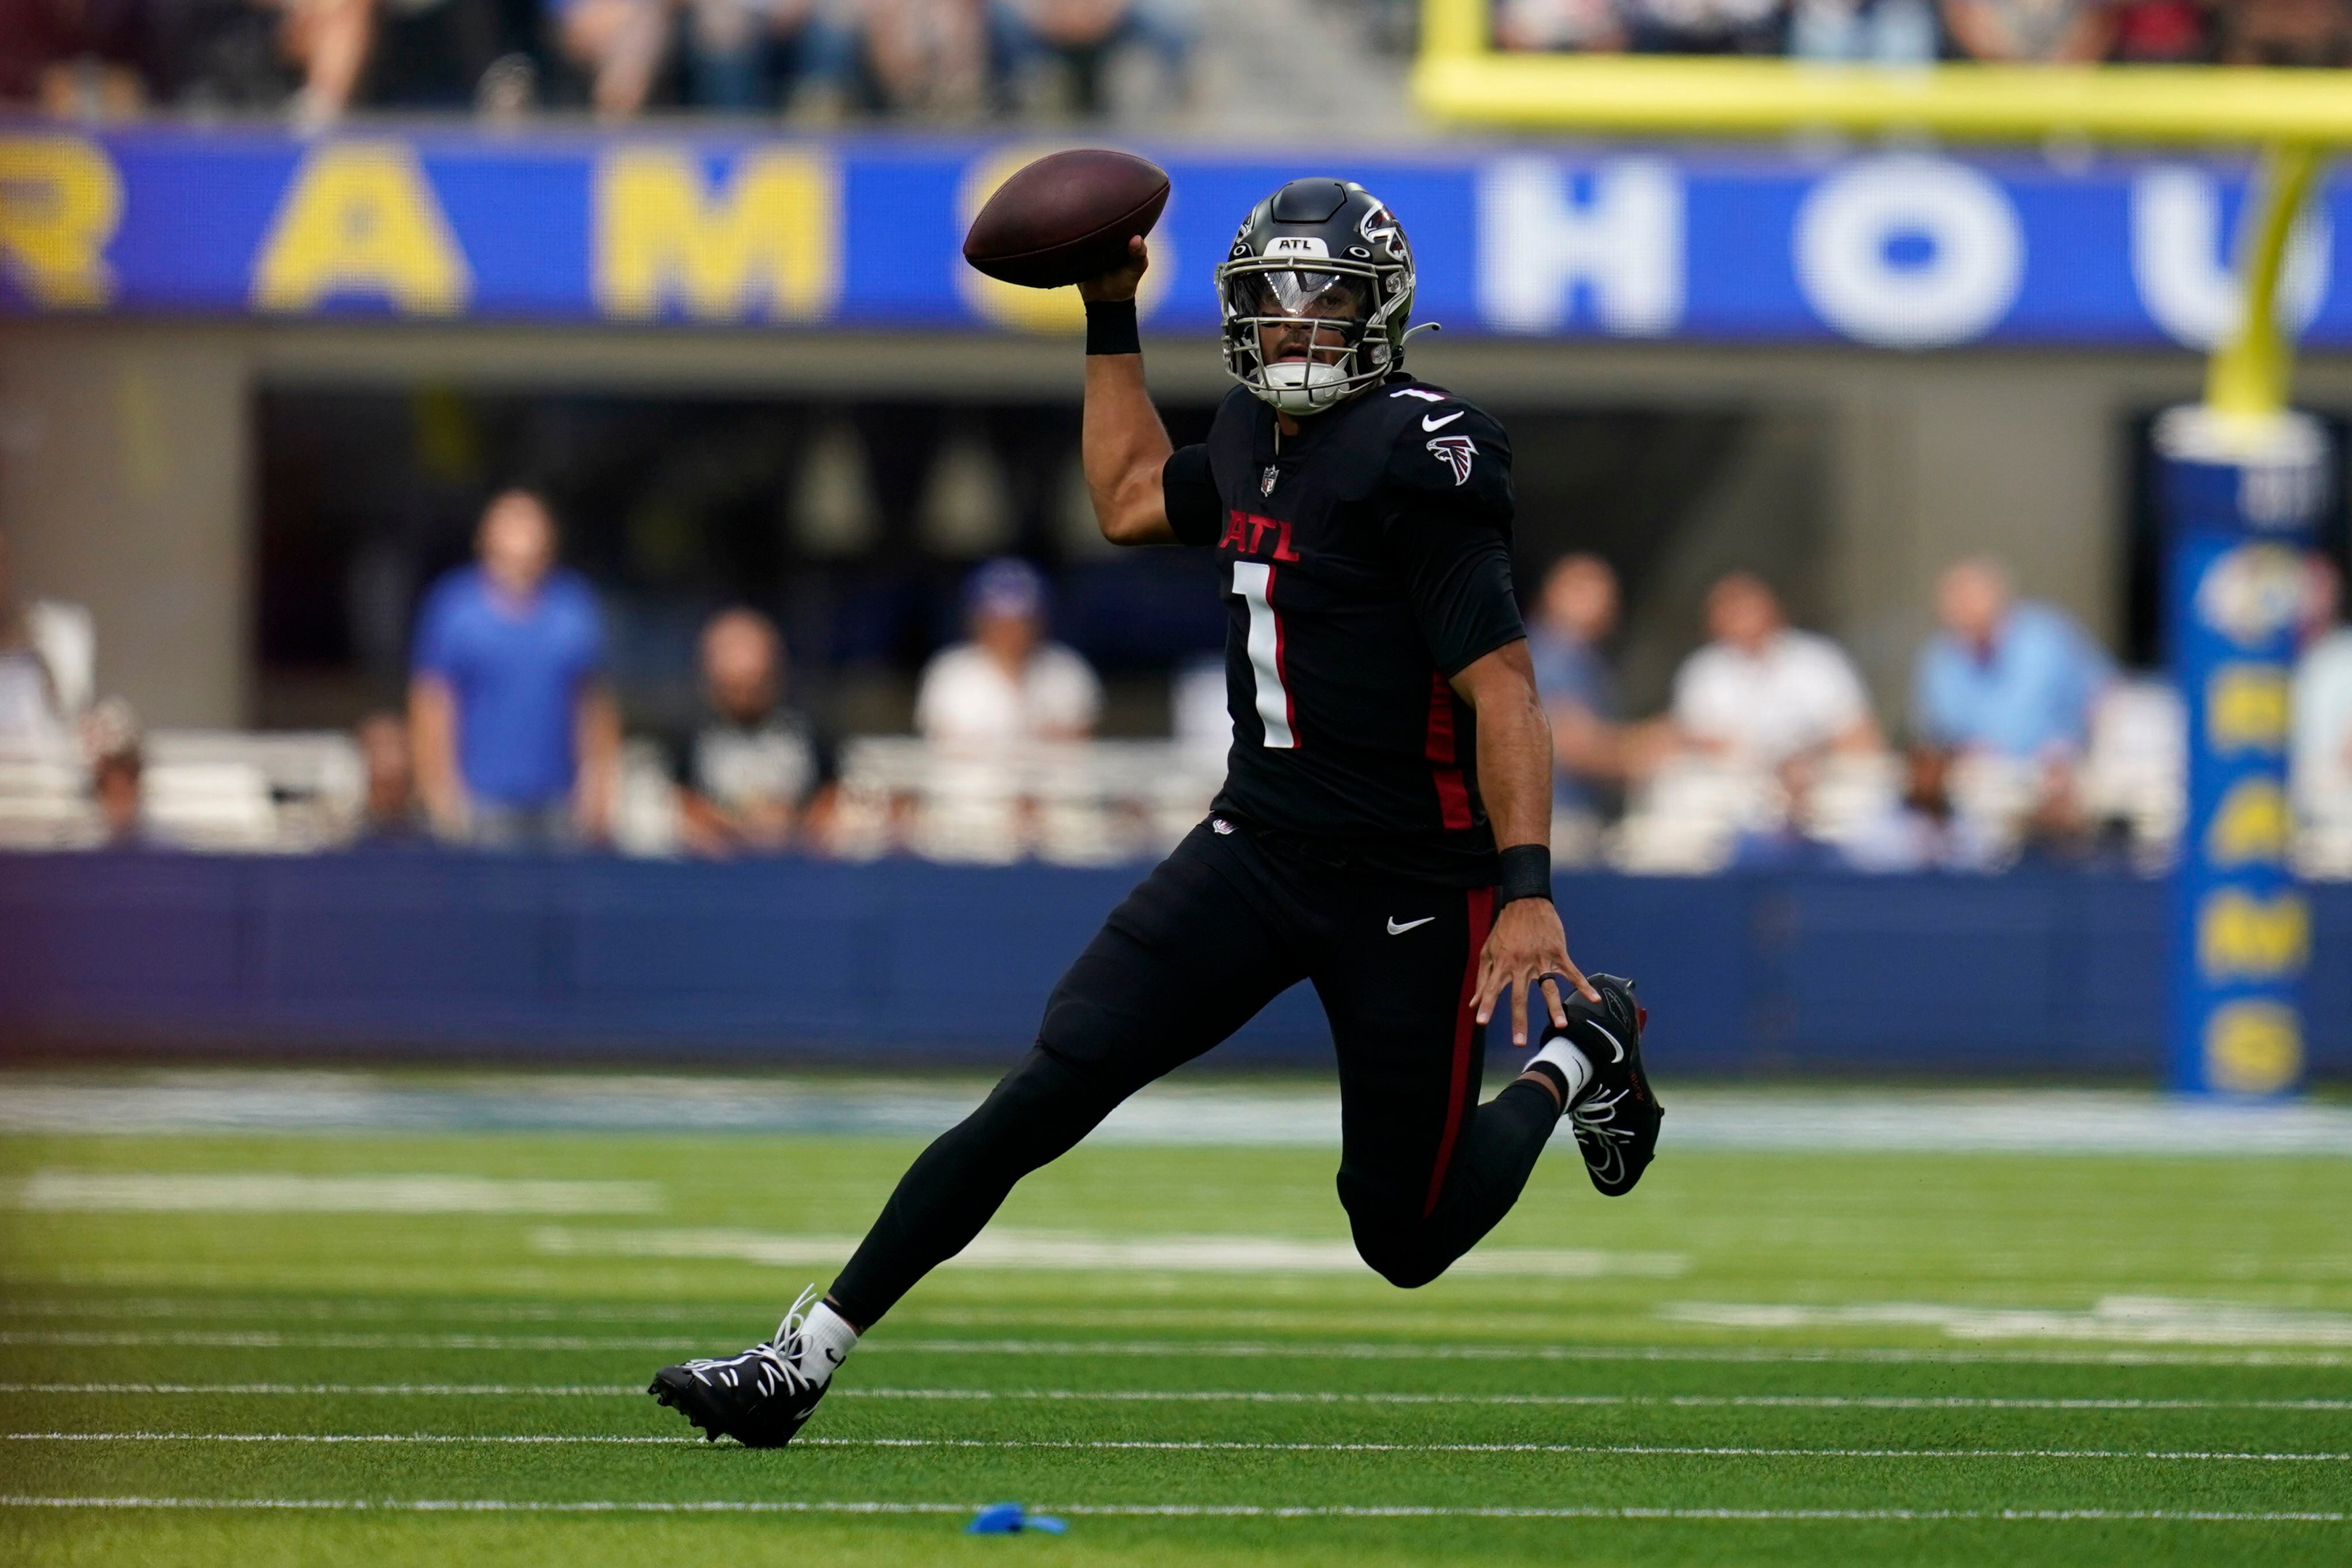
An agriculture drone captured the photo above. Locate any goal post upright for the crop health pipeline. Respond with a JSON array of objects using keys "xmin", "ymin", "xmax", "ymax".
[{"xmin": 1413, "ymin": 0, "xmax": 2336, "ymax": 1097}]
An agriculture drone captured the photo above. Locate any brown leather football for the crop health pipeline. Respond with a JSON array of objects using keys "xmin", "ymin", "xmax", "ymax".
[{"xmin": 963, "ymin": 149, "xmax": 1170, "ymax": 290}]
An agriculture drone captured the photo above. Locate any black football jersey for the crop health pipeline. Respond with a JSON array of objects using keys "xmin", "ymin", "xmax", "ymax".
[{"xmin": 1160, "ymin": 375, "xmax": 1524, "ymax": 885}]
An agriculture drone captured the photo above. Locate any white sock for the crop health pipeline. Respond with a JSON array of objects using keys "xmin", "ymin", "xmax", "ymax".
[
  {"xmin": 1530, "ymin": 1036, "xmax": 1595, "ymax": 1106},
  {"xmin": 797, "ymin": 1301, "xmax": 861, "ymax": 1382}
]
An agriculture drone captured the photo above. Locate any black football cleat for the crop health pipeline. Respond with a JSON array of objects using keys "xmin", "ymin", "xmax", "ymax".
[
  {"xmin": 649, "ymin": 1287, "xmax": 835, "ymax": 1449},
  {"xmin": 1553, "ymin": 973, "xmax": 1662, "ymax": 1197}
]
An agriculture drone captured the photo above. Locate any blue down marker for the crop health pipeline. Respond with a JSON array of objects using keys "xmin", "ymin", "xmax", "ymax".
[{"xmin": 967, "ymin": 1502, "xmax": 1068, "ymax": 1535}]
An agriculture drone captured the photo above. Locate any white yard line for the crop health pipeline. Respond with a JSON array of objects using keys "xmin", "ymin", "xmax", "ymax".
[
  {"xmin": 1668, "ymin": 1297, "xmax": 2352, "ymax": 1348},
  {"xmin": 5, "ymin": 1173, "xmax": 661, "ymax": 1216},
  {"xmin": 6, "ymin": 1432, "xmax": 2347, "ymax": 1462},
  {"xmin": 0, "ymin": 1333, "xmax": 703, "ymax": 1352},
  {"xmin": 5, "ymin": 1383, "xmax": 2350, "ymax": 1412},
  {"xmin": 9, "ymin": 1329, "xmax": 2352, "ymax": 1368},
  {"xmin": 0, "ymin": 1495, "xmax": 2343, "ymax": 1523},
  {"xmin": 529, "ymin": 1226, "xmax": 1689, "ymax": 1278},
  {"xmin": 0, "ymin": 1298, "xmax": 731, "ymax": 1326},
  {"xmin": 0, "ymin": 1384, "xmax": 642, "ymax": 1396},
  {"xmin": 8, "ymin": 1075, "xmax": 2352, "ymax": 1155}
]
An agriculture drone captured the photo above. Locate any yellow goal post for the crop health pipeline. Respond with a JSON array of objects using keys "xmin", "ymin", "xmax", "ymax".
[{"xmin": 1410, "ymin": 0, "xmax": 2347, "ymax": 424}]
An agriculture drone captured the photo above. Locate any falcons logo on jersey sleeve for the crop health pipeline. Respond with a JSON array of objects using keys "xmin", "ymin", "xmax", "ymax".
[{"xmin": 1426, "ymin": 434, "xmax": 1477, "ymax": 486}]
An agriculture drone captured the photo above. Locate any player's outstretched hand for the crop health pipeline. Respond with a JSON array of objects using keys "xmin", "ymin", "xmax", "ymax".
[
  {"xmin": 1474, "ymin": 898, "xmax": 1600, "ymax": 1049},
  {"xmin": 1078, "ymin": 236, "xmax": 1149, "ymax": 304}
]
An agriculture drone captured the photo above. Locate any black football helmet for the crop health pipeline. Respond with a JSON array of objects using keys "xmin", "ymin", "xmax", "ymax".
[{"xmin": 1216, "ymin": 178, "xmax": 1417, "ymax": 416}]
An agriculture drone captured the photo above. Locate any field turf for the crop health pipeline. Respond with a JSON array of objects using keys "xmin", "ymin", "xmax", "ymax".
[{"xmin": 3, "ymin": 1076, "xmax": 2350, "ymax": 1566}]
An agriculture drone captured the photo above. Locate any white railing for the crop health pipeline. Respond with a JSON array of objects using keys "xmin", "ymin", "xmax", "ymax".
[
  {"xmin": 832, "ymin": 737, "xmax": 1226, "ymax": 866},
  {"xmin": 5, "ymin": 717, "xmax": 2349, "ymax": 877}
]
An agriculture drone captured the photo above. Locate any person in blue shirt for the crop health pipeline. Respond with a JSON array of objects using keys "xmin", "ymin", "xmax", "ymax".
[
  {"xmin": 408, "ymin": 489, "xmax": 618, "ymax": 850},
  {"xmin": 1912, "ymin": 557, "xmax": 2112, "ymax": 760},
  {"xmin": 1525, "ymin": 553, "xmax": 1648, "ymax": 835}
]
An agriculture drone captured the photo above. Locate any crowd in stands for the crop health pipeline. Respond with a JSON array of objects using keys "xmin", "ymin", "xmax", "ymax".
[
  {"xmin": 0, "ymin": 0, "xmax": 1196, "ymax": 124},
  {"xmin": 1494, "ymin": 0, "xmax": 2352, "ymax": 65},
  {"xmin": 14, "ymin": 0, "xmax": 2347, "ymax": 134},
  {"xmin": 1527, "ymin": 547, "xmax": 2352, "ymax": 874},
  {"xmin": 7, "ymin": 494, "xmax": 2352, "ymax": 872}
]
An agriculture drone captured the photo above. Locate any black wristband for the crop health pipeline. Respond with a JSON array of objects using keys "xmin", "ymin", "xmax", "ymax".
[
  {"xmin": 1495, "ymin": 844, "xmax": 1552, "ymax": 908},
  {"xmin": 1085, "ymin": 298, "xmax": 1141, "ymax": 356}
]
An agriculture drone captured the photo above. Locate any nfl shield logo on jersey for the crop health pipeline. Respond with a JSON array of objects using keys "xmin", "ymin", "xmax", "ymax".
[
  {"xmin": 1260, "ymin": 464, "xmax": 1280, "ymax": 497},
  {"xmin": 1427, "ymin": 435, "xmax": 1476, "ymax": 486}
]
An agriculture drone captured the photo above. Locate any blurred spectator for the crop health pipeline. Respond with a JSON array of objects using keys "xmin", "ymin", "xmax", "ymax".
[
  {"xmin": 2107, "ymin": 0, "xmax": 2214, "ymax": 61},
  {"xmin": 1670, "ymin": 572, "xmax": 1881, "ymax": 766},
  {"xmin": 364, "ymin": 0, "xmax": 531, "ymax": 111},
  {"xmin": 353, "ymin": 711, "xmax": 430, "ymax": 843},
  {"xmin": 990, "ymin": 0, "xmax": 1191, "ymax": 116},
  {"xmin": 555, "ymin": 0, "xmax": 673, "ymax": 116},
  {"xmin": 144, "ymin": 0, "xmax": 376, "ymax": 124},
  {"xmin": 409, "ymin": 489, "xmax": 619, "ymax": 850},
  {"xmin": 2218, "ymin": 0, "xmax": 2352, "ymax": 63},
  {"xmin": 916, "ymin": 557, "xmax": 1101, "ymax": 749},
  {"xmin": 2293, "ymin": 553, "xmax": 2352, "ymax": 823},
  {"xmin": 1912, "ymin": 557, "xmax": 2112, "ymax": 762},
  {"xmin": 1495, "ymin": 0, "xmax": 1625, "ymax": 50},
  {"xmin": 852, "ymin": 0, "xmax": 989, "ymax": 118},
  {"xmin": 1942, "ymin": 0, "xmax": 2114, "ymax": 59},
  {"xmin": 1527, "ymin": 554, "xmax": 1655, "ymax": 827},
  {"xmin": 0, "ymin": 527, "xmax": 70, "ymax": 753},
  {"xmin": 85, "ymin": 697, "xmax": 144, "ymax": 847},
  {"xmin": 672, "ymin": 607, "xmax": 836, "ymax": 856},
  {"xmin": 0, "ymin": 0, "xmax": 149, "ymax": 112},
  {"xmin": 1619, "ymin": 0, "xmax": 1786, "ymax": 54},
  {"xmin": 686, "ymin": 0, "xmax": 856, "ymax": 113},
  {"xmin": 1789, "ymin": 0, "xmax": 1938, "ymax": 61}
]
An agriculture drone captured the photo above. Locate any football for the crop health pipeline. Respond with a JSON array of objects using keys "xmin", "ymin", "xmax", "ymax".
[{"xmin": 962, "ymin": 149, "xmax": 1170, "ymax": 290}]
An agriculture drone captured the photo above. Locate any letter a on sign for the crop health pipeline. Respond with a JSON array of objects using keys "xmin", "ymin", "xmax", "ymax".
[{"xmin": 251, "ymin": 143, "xmax": 471, "ymax": 315}]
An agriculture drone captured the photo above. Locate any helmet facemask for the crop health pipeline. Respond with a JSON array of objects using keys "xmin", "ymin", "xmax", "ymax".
[{"xmin": 1217, "ymin": 256, "xmax": 1399, "ymax": 416}]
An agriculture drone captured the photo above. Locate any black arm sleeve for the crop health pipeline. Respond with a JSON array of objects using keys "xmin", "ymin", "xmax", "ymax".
[
  {"xmin": 1378, "ymin": 403, "xmax": 1524, "ymax": 676},
  {"xmin": 1387, "ymin": 514, "xmax": 1525, "ymax": 676},
  {"xmin": 1161, "ymin": 444, "xmax": 1223, "ymax": 547}
]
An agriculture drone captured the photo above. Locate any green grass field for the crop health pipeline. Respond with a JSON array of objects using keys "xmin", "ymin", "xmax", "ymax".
[{"xmin": 4, "ymin": 1074, "xmax": 2351, "ymax": 1566}]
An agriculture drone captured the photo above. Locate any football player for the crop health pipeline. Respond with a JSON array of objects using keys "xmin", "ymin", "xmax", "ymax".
[{"xmin": 650, "ymin": 178, "xmax": 1664, "ymax": 1448}]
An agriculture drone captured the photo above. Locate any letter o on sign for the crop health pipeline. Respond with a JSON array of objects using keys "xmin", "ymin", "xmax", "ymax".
[{"xmin": 1794, "ymin": 157, "xmax": 2024, "ymax": 348}]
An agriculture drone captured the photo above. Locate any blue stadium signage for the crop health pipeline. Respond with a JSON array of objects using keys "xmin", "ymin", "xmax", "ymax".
[{"xmin": 0, "ymin": 127, "xmax": 2344, "ymax": 348}]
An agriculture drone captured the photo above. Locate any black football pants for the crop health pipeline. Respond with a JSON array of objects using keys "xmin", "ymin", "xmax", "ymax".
[{"xmin": 828, "ymin": 816, "xmax": 1565, "ymax": 1326}]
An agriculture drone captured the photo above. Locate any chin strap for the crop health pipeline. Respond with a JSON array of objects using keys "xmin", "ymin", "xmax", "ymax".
[{"xmin": 1403, "ymin": 321, "xmax": 1442, "ymax": 342}]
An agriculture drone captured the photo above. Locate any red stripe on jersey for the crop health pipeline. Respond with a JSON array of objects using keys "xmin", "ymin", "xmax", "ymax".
[
  {"xmin": 1424, "ymin": 673, "xmax": 1473, "ymax": 830},
  {"xmin": 1272, "ymin": 566, "xmax": 1299, "ymax": 746},
  {"xmin": 1424, "ymin": 885, "xmax": 1495, "ymax": 1218}
]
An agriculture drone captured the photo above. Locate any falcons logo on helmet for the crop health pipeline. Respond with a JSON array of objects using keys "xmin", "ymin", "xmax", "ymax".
[{"xmin": 1427, "ymin": 434, "xmax": 1476, "ymax": 486}]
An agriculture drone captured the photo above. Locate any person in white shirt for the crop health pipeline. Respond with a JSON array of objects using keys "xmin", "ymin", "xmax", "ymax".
[
  {"xmin": 915, "ymin": 557, "xmax": 1102, "ymax": 750},
  {"xmin": 1670, "ymin": 571, "xmax": 1882, "ymax": 766},
  {"xmin": 2293, "ymin": 554, "xmax": 2352, "ymax": 825},
  {"xmin": 0, "ymin": 526, "xmax": 78, "ymax": 754}
]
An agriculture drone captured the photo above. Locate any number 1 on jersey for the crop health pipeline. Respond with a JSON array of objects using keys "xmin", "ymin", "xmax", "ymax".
[{"xmin": 1231, "ymin": 561, "xmax": 1297, "ymax": 749}]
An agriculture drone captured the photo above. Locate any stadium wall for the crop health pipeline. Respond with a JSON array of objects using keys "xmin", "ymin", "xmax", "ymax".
[{"xmin": 0, "ymin": 852, "xmax": 2344, "ymax": 1078}]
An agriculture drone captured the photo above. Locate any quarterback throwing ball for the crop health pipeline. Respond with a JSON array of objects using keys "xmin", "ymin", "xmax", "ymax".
[{"xmin": 650, "ymin": 177, "xmax": 1666, "ymax": 1449}]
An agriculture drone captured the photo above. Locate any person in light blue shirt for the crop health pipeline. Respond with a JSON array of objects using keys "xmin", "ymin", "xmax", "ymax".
[
  {"xmin": 1912, "ymin": 557, "xmax": 2113, "ymax": 759},
  {"xmin": 1525, "ymin": 553, "xmax": 1636, "ymax": 825},
  {"xmin": 409, "ymin": 489, "xmax": 618, "ymax": 850}
]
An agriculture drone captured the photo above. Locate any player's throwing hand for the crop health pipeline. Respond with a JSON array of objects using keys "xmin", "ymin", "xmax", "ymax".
[{"xmin": 1078, "ymin": 235, "xmax": 1149, "ymax": 305}]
